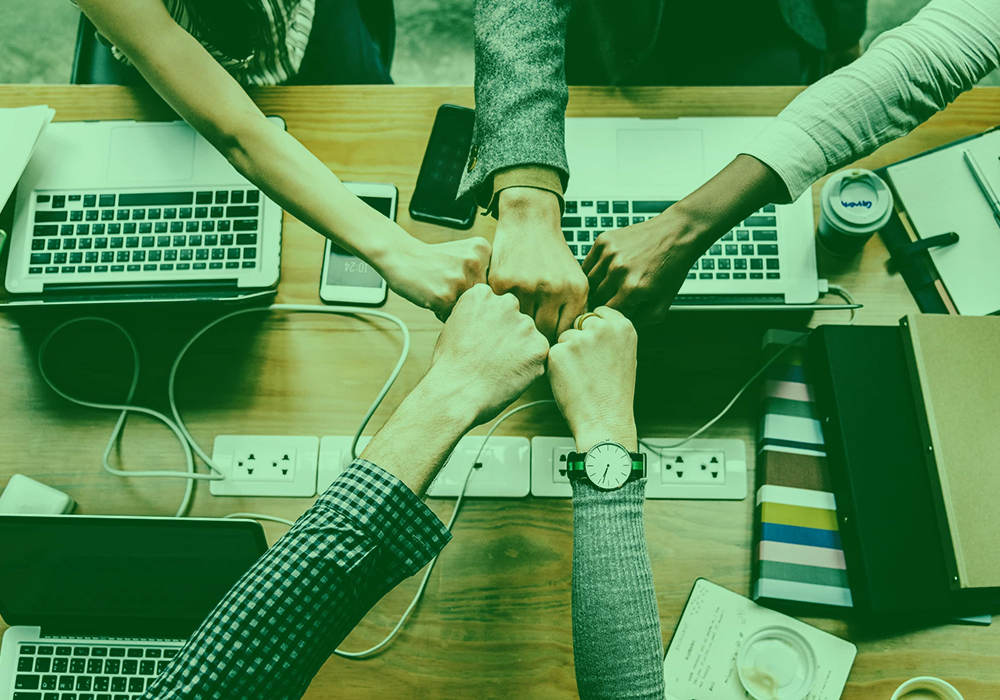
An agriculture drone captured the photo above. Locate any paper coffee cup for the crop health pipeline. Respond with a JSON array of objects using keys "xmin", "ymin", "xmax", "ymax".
[
  {"xmin": 890, "ymin": 676, "xmax": 965, "ymax": 700},
  {"xmin": 818, "ymin": 168, "xmax": 893, "ymax": 256},
  {"xmin": 737, "ymin": 625, "xmax": 817, "ymax": 700}
]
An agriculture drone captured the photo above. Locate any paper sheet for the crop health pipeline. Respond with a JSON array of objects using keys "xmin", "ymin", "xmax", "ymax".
[
  {"xmin": 887, "ymin": 130, "xmax": 1000, "ymax": 316},
  {"xmin": 663, "ymin": 579, "xmax": 856, "ymax": 700},
  {"xmin": 0, "ymin": 105, "xmax": 55, "ymax": 213}
]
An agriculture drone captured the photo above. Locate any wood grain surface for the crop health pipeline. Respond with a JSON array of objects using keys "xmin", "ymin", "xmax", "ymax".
[{"xmin": 1, "ymin": 85, "xmax": 998, "ymax": 699}]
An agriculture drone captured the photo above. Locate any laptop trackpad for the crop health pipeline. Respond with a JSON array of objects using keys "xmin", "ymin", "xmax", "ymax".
[
  {"xmin": 616, "ymin": 129, "xmax": 704, "ymax": 190},
  {"xmin": 108, "ymin": 124, "xmax": 196, "ymax": 184}
]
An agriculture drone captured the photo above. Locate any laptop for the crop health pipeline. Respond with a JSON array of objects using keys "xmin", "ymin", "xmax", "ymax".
[
  {"xmin": 3, "ymin": 118, "xmax": 284, "ymax": 306},
  {"xmin": 563, "ymin": 117, "xmax": 820, "ymax": 307},
  {"xmin": 0, "ymin": 514, "xmax": 268, "ymax": 699}
]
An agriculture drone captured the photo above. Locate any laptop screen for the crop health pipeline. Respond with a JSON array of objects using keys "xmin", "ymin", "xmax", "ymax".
[{"xmin": 0, "ymin": 515, "xmax": 268, "ymax": 638}]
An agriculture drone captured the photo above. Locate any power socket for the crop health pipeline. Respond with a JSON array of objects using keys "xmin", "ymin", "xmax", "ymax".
[
  {"xmin": 317, "ymin": 436, "xmax": 530, "ymax": 498},
  {"xmin": 530, "ymin": 437, "xmax": 747, "ymax": 500},
  {"xmin": 210, "ymin": 436, "xmax": 319, "ymax": 497}
]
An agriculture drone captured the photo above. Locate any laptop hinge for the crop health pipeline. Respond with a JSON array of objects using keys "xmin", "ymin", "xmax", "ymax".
[{"xmin": 674, "ymin": 294, "xmax": 785, "ymax": 306}]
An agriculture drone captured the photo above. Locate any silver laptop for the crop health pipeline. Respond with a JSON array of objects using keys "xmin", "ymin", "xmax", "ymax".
[
  {"xmin": 3, "ymin": 118, "xmax": 284, "ymax": 306},
  {"xmin": 0, "ymin": 514, "xmax": 267, "ymax": 699},
  {"xmin": 563, "ymin": 117, "xmax": 820, "ymax": 307}
]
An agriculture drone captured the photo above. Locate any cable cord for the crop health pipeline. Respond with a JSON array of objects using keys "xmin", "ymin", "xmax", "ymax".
[
  {"xmin": 329, "ymin": 399, "xmax": 555, "ymax": 659},
  {"xmin": 38, "ymin": 305, "xmax": 410, "ymax": 517}
]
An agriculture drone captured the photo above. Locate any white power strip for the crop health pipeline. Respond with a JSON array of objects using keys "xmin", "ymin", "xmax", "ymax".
[
  {"xmin": 208, "ymin": 434, "xmax": 745, "ymax": 500},
  {"xmin": 530, "ymin": 437, "xmax": 747, "ymax": 500}
]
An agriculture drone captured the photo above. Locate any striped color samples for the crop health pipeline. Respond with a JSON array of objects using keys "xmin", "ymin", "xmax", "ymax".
[{"xmin": 752, "ymin": 330, "xmax": 854, "ymax": 610}]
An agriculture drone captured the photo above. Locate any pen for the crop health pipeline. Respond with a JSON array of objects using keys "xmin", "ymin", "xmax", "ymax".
[{"xmin": 962, "ymin": 149, "xmax": 1000, "ymax": 227}]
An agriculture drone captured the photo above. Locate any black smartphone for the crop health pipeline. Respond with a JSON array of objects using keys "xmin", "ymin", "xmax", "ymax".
[{"xmin": 409, "ymin": 104, "xmax": 478, "ymax": 230}]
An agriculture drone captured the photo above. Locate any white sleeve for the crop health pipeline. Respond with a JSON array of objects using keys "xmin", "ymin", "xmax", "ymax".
[{"xmin": 743, "ymin": 0, "xmax": 1000, "ymax": 201}]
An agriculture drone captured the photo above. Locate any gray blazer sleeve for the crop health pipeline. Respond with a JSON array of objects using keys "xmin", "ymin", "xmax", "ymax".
[
  {"xmin": 458, "ymin": 0, "xmax": 572, "ymax": 205},
  {"xmin": 571, "ymin": 479, "xmax": 665, "ymax": 700}
]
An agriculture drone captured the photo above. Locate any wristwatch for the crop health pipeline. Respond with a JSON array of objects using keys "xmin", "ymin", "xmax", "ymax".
[{"xmin": 566, "ymin": 441, "xmax": 646, "ymax": 491}]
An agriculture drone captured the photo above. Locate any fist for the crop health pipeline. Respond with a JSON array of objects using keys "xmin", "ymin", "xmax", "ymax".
[
  {"xmin": 548, "ymin": 307, "xmax": 638, "ymax": 451},
  {"xmin": 428, "ymin": 284, "xmax": 550, "ymax": 425},
  {"xmin": 387, "ymin": 237, "xmax": 492, "ymax": 321}
]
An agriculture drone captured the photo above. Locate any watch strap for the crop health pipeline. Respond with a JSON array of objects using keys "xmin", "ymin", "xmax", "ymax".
[{"xmin": 565, "ymin": 450, "xmax": 646, "ymax": 482}]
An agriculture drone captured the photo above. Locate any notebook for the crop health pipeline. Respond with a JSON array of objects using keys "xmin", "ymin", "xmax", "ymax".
[
  {"xmin": 809, "ymin": 324, "xmax": 1000, "ymax": 617},
  {"xmin": 902, "ymin": 314, "xmax": 1000, "ymax": 591},
  {"xmin": 886, "ymin": 129, "xmax": 1000, "ymax": 315},
  {"xmin": 752, "ymin": 329, "xmax": 854, "ymax": 611}
]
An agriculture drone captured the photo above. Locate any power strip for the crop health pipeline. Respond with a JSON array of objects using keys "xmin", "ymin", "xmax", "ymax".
[
  {"xmin": 208, "ymin": 435, "xmax": 745, "ymax": 500},
  {"xmin": 530, "ymin": 437, "xmax": 747, "ymax": 500}
]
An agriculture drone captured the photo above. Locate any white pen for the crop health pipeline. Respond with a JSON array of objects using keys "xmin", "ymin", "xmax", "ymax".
[{"xmin": 963, "ymin": 149, "xmax": 1000, "ymax": 227}]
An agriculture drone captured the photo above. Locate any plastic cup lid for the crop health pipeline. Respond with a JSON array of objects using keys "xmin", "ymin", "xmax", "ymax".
[
  {"xmin": 891, "ymin": 677, "xmax": 965, "ymax": 700},
  {"xmin": 821, "ymin": 168, "xmax": 893, "ymax": 232},
  {"xmin": 736, "ymin": 626, "xmax": 817, "ymax": 700}
]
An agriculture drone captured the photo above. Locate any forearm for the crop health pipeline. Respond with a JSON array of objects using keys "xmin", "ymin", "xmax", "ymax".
[
  {"xmin": 143, "ymin": 461, "xmax": 450, "ymax": 700},
  {"xmin": 361, "ymin": 367, "xmax": 478, "ymax": 496},
  {"xmin": 744, "ymin": 0, "xmax": 1000, "ymax": 200},
  {"xmin": 224, "ymin": 121, "xmax": 414, "ymax": 268},
  {"xmin": 459, "ymin": 0, "xmax": 572, "ymax": 205},
  {"xmin": 571, "ymin": 478, "xmax": 664, "ymax": 700}
]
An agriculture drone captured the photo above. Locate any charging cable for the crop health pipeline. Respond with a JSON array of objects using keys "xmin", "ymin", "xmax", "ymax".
[{"xmin": 38, "ymin": 304, "xmax": 410, "ymax": 517}]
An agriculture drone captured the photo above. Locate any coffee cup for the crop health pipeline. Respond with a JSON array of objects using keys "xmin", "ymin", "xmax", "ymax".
[{"xmin": 818, "ymin": 168, "xmax": 893, "ymax": 256}]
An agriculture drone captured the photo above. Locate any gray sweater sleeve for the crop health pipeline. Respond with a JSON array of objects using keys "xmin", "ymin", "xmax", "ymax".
[
  {"xmin": 571, "ymin": 479, "xmax": 665, "ymax": 700},
  {"xmin": 458, "ymin": 0, "xmax": 572, "ymax": 205}
]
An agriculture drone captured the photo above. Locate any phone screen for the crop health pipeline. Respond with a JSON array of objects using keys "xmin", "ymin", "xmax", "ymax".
[{"xmin": 324, "ymin": 195, "xmax": 390, "ymax": 289}]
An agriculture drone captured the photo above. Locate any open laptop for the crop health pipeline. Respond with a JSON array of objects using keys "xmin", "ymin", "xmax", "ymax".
[
  {"xmin": 563, "ymin": 117, "xmax": 820, "ymax": 308},
  {"xmin": 0, "ymin": 514, "xmax": 267, "ymax": 699},
  {"xmin": 3, "ymin": 118, "xmax": 284, "ymax": 306}
]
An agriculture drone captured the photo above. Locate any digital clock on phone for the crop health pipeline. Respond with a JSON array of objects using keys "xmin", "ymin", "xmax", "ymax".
[{"xmin": 319, "ymin": 182, "xmax": 396, "ymax": 306}]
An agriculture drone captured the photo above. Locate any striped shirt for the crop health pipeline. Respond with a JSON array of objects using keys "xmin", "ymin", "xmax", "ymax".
[{"xmin": 80, "ymin": 0, "xmax": 316, "ymax": 86}]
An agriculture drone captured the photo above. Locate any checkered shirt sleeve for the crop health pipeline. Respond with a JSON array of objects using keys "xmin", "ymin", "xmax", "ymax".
[{"xmin": 141, "ymin": 459, "xmax": 452, "ymax": 700}]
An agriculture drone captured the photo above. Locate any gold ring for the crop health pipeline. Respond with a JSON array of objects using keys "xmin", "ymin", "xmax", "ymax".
[{"xmin": 573, "ymin": 312, "xmax": 600, "ymax": 331}]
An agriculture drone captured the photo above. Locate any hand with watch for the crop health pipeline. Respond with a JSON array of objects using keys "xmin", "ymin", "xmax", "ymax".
[
  {"xmin": 548, "ymin": 306, "xmax": 643, "ymax": 492},
  {"xmin": 549, "ymin": 306, "xmax": 666, "ymax": 699}
]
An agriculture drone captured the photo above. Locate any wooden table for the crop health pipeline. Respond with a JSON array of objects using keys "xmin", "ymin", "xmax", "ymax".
[{"xmin": 1, "ymin": 85, "xmax": 998, "ymax": 699}]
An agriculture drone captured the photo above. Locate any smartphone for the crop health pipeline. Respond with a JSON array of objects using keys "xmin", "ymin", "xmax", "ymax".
[
  {"xmin": 319, "ymin": 182, "xmax": 395, "ymax": 306},
  {"xmin": 409, "ymin": 104, "xmax": 478, "ymax": 230}
]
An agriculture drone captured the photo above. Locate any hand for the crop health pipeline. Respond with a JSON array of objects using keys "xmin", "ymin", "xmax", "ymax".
[
  {"xmin": 489, "ymin": 188, "xmax": 589, "ymax": 342},
  {"xmin": 426, "ymin": 284, "xmax": 549, "ymax": 426},
  {"xmin": 548, "ymin": 307, "xmax": 638, "ymax": 452},
  {"xmin": 583, "ymin": 212, "xmax": 702, "ymax": 325},
  {"xmin": 381, "ymin": 235, "xmax": 492, "ymax": 321}
]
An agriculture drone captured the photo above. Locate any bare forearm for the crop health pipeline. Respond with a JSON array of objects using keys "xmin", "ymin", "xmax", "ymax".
[{"xmin": 361, "ymin": 369, "xmax": 478, "ymax": 496}]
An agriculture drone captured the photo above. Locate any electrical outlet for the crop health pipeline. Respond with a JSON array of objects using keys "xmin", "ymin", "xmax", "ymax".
[
  {"xmin": 210, "ymin": 436, "xmax": 319, "ymax": 497},
  {"xmin": 318, "ymin": 436, "xmax": 529, "ymax": 498},
  {"xmin": 531, "ymin": 437, "xmax": 746, "ymax": 500},
  {"xmin": 426, "ymin": 436, "xmax": 530, "ymax": 498}
]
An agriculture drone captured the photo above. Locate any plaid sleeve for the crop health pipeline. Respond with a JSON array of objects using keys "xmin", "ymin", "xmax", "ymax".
[{"xmin": 141, "ymin": 459, "xmax": 451, "ymax": 700}]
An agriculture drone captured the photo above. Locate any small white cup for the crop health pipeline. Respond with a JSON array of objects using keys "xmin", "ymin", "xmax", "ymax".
[{"xmin": 890, "ymin": 676, "xmax": 965, "ymax": 700}]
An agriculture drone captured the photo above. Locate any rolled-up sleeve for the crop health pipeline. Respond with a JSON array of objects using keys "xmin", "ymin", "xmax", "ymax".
[{"xmin": 142, "ymin": 459, "xmax": 451, "ymax": 700}]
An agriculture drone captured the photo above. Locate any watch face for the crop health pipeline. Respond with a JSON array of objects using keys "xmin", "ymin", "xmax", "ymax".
[{"xmin": 584, "ymin": 442, "xmax": 632, "ymax": 490}]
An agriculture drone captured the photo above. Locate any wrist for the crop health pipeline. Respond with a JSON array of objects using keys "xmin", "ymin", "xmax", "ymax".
[
  {"xmin": 413, "ymin": 365, "xmax": 484, "ymax": 431},
  {"xmin": 497, "ymin": 187, "xmax": 561, "ymax": 227},
  {"xmin": 572, "ymin": 420, "xmax": 638, "ymax": 453}
]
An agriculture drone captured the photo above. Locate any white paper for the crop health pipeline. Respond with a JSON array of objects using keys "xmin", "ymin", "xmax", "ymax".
[
  {"xmin": 887, "ymin": 130, "xmax": 1000, "ymax": 316},
  {"xmin": 663, "ymin": 580, "xmax": 856, "ymax": 700},
  {"xmin": 0, "ymin": 105, "xmax": 55, "ymax": 213}
]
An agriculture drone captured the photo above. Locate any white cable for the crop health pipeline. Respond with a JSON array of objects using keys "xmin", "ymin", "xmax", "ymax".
[
  {"xmin": 38, "ymin": 305, "xmax": 410, "ymax": 516},
  {"xmin": 223, "ymin": 512, "xmax": 295, "ymax": 527},
  {"xmin": 641, "ymin": 283, "xmax": 858, "ymax": 455},
  {"xmin": 332, "ymin": 399, "xmax": 556, "ymax": 660}
]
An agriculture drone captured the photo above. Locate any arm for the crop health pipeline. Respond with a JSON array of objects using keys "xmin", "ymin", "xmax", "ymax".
[
  {"xmin": 548, "ymin": 308, "xmax": 666, "ymax": 700},
  {"xmin": 77, "ymin": 0, "xmax": 491, "ymax": 319},
  {"xmin": 585, "ymin": 0, "xmax": 1000, "ymax": 325},
  {"xmin": 462, "ymin": 0, "xmax": 587, "ymax": 341},
  {"xmin": 143, "ymin": 285, "xmax": 548, "ymax": 700}
]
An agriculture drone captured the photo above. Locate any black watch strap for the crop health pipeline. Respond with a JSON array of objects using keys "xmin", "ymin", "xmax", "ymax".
[{"xmin": 565, "ymin": 450, "xmax": 646, "ymax": 483}]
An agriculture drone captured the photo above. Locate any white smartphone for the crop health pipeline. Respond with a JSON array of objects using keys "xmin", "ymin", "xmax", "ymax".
[{"xmin": 319, "ymin": 182, "xmax": 396, "ymax": 306}]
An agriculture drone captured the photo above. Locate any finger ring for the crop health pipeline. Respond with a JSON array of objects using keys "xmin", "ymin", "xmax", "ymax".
[{"xmin": 573, "ymin": 312, "xmax": 600, "ymax": 331}]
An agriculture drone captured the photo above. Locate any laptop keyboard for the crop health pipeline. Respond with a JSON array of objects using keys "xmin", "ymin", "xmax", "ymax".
[
  {"xmin": 27, "ymin": 189, "xmax": 262, "ymax": 277},
  {"xmin": 12, "ymin": 642, "xmax": 180, "ymax": 700},
  {"xmin": 561, "ymin": 199, "xmax": 782, "ymax": 281}
]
